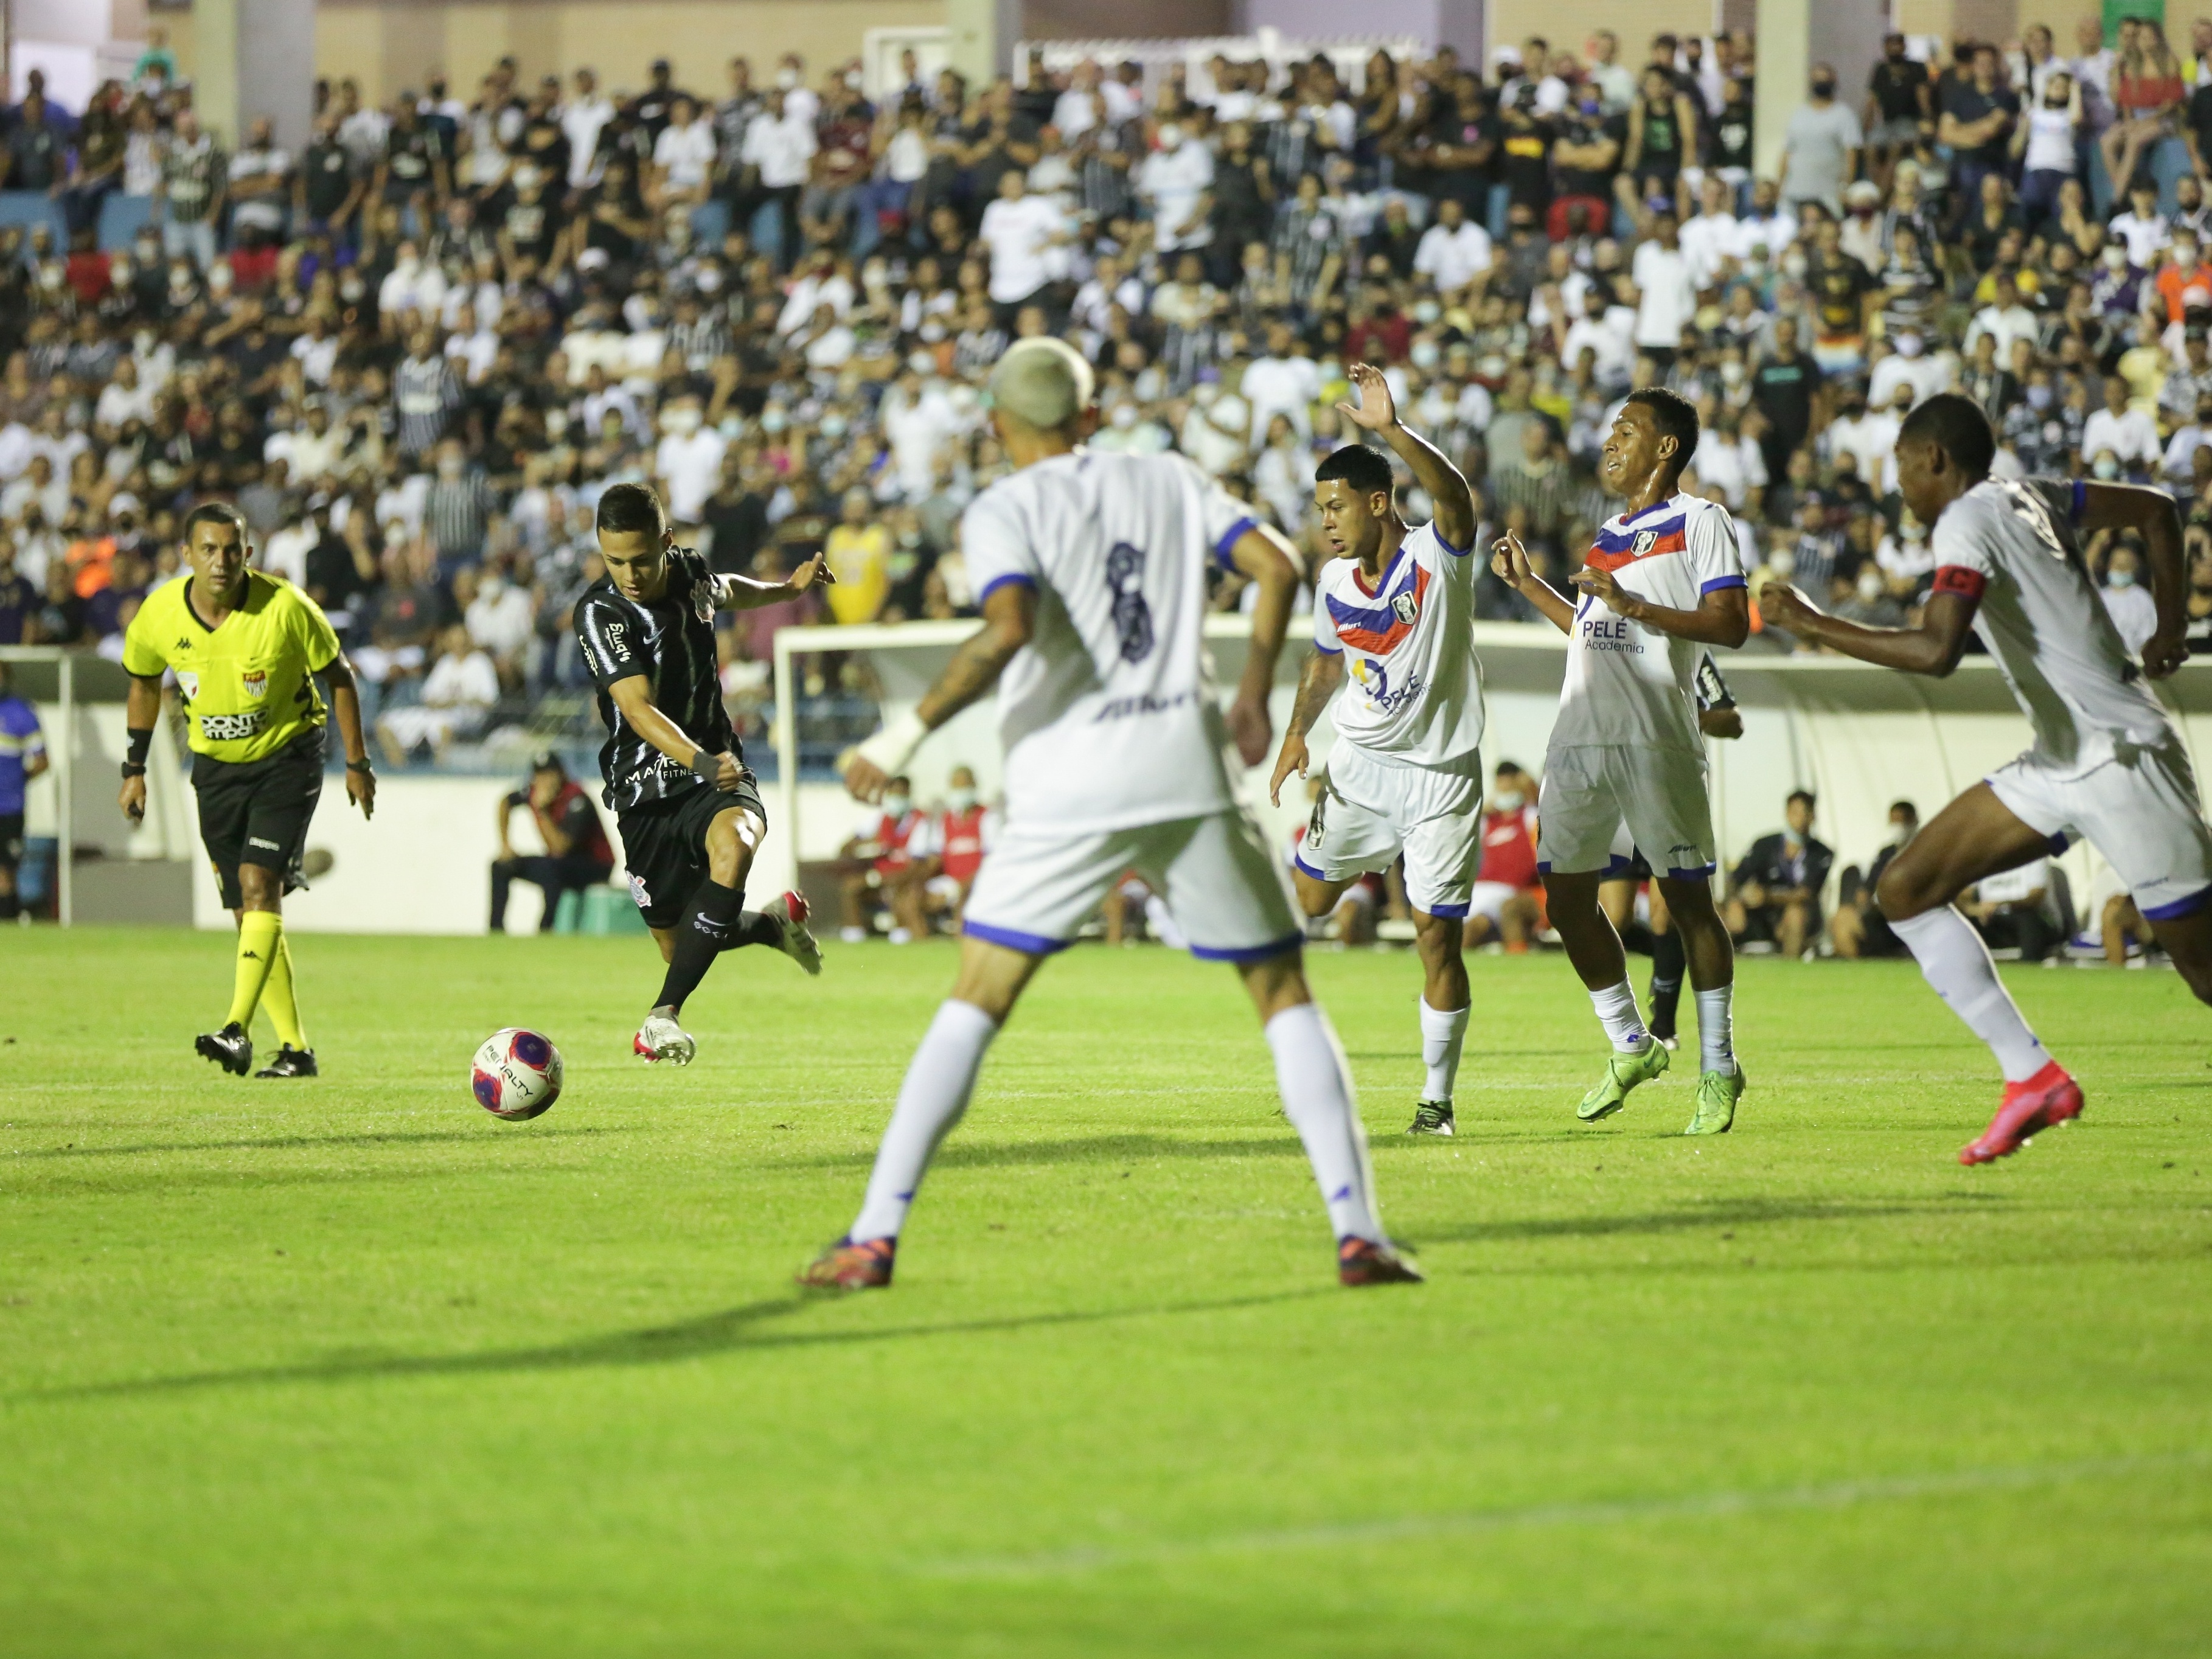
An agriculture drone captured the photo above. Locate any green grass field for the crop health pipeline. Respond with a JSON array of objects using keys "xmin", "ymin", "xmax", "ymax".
[{"xmin": 3, "ymin": 927, "xmax": 2210, "ymax": 1657}]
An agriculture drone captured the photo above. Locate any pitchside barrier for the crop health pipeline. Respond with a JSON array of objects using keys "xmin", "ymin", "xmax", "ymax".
[{"xmin": 14, "ymin": 622, "xmax": 2211, "ymax": 936}]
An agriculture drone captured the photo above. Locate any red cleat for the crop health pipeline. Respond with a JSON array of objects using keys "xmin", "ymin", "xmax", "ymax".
[
  {"xmin": 798, "ymin": 1236, "xmax": 896, "ymax": 1291},
  {"xmin": 1338, "ymin": 1237, "xmax": 1424, "ymax": 1286},
  {"xmin": 1960, "ymin": 1061, "xmax": 2084, "ymax": 1165}
]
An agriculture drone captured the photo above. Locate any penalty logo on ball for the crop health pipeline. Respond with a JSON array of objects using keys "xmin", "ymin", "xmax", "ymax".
[{"xmin": 471, "ymin": 1027, "xmax": 563, "ymax": 1120}]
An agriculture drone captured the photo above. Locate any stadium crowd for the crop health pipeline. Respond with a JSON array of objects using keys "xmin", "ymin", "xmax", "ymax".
[{"xmin": 0, "ymin": 18, "xmax": 2205, "ymax": 950}]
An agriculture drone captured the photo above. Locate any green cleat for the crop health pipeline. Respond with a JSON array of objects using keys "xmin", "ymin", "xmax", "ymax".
[
  {"xmin": 1577, "ymin": 1041, "xmax": 1670, "ymax": 1121},
  {"xmin": 1684, "ymin": 1064, "xmax": 1746, "ymax": 1136}
]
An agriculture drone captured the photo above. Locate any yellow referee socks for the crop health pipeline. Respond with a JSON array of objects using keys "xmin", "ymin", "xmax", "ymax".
[
  {"xmin": 262, "ymin": 932, "xmax": 307, "ymax": 1051},
  {"xmin": 226, "ymin": 911, "xmax": 283, "ymax": 1031}
]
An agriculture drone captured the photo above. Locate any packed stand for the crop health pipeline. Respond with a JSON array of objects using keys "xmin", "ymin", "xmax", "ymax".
[{"xmin": 4, "ymin": 19, "xmax": 2211, "ymax": 779}]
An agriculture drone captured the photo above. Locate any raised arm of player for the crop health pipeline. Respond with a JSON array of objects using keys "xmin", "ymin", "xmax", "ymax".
[
  {"xmin": 1570, "ymin": 559, "xmax": 1751, "ymax": 649},
  {"xmin": 1336, "ymin": 362, "xmax": 1478, "ymax": 552},
  {"xmin": 842, "ymin": 580, "xmax": 1038, "ymax": 804},
  {"xmin": 608, "ymin": 675, "xmax": 747, "ymax": 791},
  {"xmin": 713, "ymin": 552, "xmax": 834, "ymax": 610},
  {"xmin": 1488, "ymin": 529, "xmax": 1576, "ymax": 634},
  {"xmin": 1225, "ymin": 521, "xmax": 1304, "ymax": 770}
]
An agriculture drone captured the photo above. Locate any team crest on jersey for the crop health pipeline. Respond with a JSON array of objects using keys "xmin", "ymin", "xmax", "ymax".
[
  {"xmin": 1391, "ymin": 590, "xmax": 1419, "ymax": 625},
  {"xmin": 240, "ymin": 669, "xmax": 267, "ymax": 701},
  {"xmin": 628, "ymin": 872, "xmax": 652, "ymax": 908},
  {"xmin": 1632, "ymin": 529, "xmax": 1658, "ymax": 555},
  {"xmin": 691, "ymin": 579, "xmax": 715, "ymax": 624},
  {"xmin": 176, "ymin": 670, "xmax": 199, "ymax": 702}
]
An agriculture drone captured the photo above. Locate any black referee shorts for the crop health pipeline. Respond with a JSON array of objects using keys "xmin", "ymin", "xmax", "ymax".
[
  {"xmin": 617, "ymin": 774, "xmax": 767, "ymax": 930},
  {"xmin": 192, "ymin": 731, "xmax": 325, "ymax": 911}
]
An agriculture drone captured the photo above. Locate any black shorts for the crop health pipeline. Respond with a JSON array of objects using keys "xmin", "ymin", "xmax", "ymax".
[
  {"xmin": 0, "ymin": 811, "xmax": 21, "ymax": 873},
  {"xmin": 617, "ymin": 774, "xmax": 765, "ymax": 929},
  {"xmin": 192, "ymin": 731, "xmax": 325, "ymax": 911}
]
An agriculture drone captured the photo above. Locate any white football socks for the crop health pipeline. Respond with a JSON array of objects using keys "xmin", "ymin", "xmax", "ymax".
[
  {"xmin": 1266, "ymin": 1002, "xmax": 1383, "ymax": 1244},
  {"xmin": 1695, "ymin": 985, "xmax": 1736, "ymax": 1074},
  {"xmin": 850, "ymin": 998, "xmax": 999, "ymax": 1241},
  {"xmin": 1588, "ymin": 979, "xmax": 1651, "ymax": 1053},
  {"xmin": 1418, "ymin": 998, "xmax": 1470, "ymax": 1102},
  {"xmin": 1891, "ymin": 906, "xmax": 2050, "ymax": 1083}
]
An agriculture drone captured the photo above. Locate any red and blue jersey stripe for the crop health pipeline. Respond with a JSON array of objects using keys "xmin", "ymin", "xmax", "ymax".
[
  {"xmin": 1324, "ymin": 558, "xmax": 1430, "ymax": 656},
  {"xmin": 1585, "ymin": 510, "xmax": 1689, "ymax": 573}
]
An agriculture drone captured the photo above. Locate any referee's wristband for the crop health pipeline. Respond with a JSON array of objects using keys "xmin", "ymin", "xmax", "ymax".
[
  {"xmin": 855, "ymin": 711, "xmax": 929, "ymax": 778},
  {"xmin": 125, "ymin": 726, "xmax": 153, "ymax": 768}
]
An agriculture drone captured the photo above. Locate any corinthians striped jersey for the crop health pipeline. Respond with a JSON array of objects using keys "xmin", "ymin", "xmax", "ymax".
[
  {"xmin": 1554, "ymin": 492, "xmax": 1745, "ymax": 754},
  {"xmin": 574, "ymin": 547, "xmax": 739, "ymax": 811}
]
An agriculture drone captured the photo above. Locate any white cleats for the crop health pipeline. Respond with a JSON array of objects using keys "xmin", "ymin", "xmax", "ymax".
[
  {"xmin": 636, "ymin": 1012, "xmax": 696, "ymax": 1065},
  {"xmin": 764, "ymin": 891, "xmax": 823, "ymax": 976}
]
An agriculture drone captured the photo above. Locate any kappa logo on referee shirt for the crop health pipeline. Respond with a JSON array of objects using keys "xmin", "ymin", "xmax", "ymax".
[{"xmin": 241, "ymin": 669, "xmax": 268, "ymax": 701}]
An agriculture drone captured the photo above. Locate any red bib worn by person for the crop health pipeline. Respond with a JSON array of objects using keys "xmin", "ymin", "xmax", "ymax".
[
  {"xmin": 869, "ymin": 805, "xmax": 925, "ymax": 877},
  {"xmin": 1476, "ymin": 801, "xmax": 1539, "ymax": 888},
  {"xmin": 935, "ymin": 802, "xmax": 990, "ymax": 883}
]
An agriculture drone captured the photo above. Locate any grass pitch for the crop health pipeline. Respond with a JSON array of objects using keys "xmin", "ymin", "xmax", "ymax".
[{"xmin": 2, "ymin": 927, "xmax": 2210, "ymax": 1657}]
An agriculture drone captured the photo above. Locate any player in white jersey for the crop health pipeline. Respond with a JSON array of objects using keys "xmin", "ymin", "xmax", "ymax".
[
  {"xmin": 1490, "ymin": 388, "xmax": 1752, "ymax": 1135},
  {"xmin": 1762, "ymin": 393, "xmax": 2212, "ymax": 1164},
  {"xmin": 1268, "ymin": 365, "xmax": 1483, "ymax": 1138},
  {"xmin": 802, "ymin": 338, "xmax": 1421, "ymax": 1292}
]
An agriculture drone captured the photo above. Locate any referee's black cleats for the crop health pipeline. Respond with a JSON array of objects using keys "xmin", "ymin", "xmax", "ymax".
[
  {"xmin": 196, "ymin": 1023, "xmax": 254, "ymax": 1077},
  {"xmin": 254, "ymin": 1046, "xmax": 319, "ymax": 1079}
]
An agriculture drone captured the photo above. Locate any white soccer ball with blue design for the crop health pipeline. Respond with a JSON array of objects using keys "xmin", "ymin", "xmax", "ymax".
[{"xmin": 471, "ymin": 1028, "xmax": 563, "ymax": 1120}]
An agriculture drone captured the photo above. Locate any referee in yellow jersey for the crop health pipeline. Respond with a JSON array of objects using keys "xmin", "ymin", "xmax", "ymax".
[{"xmin": 117, "ymin": 502, "xmax": 375, "ymax": 1077}]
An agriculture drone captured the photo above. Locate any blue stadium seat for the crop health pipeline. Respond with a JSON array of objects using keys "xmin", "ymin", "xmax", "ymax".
[
  {"xmin": 0, "ymin": 192, "xmax": 66, "ymax": 249},
  {"xmin": 690, "ymin": 198, "xmax": 729, "ymax": 248},
  {"xmin": 99, "ymin": 193, "xmax": 155, "ymax": 251}
]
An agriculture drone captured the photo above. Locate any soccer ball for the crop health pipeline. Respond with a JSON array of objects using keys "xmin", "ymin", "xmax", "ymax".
[{"xmin": 471, "ymin": 1028, "xmax": 563, "ymax": 1120}]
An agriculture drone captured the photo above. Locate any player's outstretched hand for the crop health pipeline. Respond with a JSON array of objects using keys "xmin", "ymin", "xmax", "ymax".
[
  {"xmin": 348, "ymin": 765, "xmax": 377, "ymax": 820},
  {"xmin": 1568, "ymin": 560, "xmax": 1627, "ymax": 611},
  {"xmin": 1226, "ymin": 689, "xmax": 1272, "ymax": 768},
  {"xmin": 708, "ymin": 750, "xmax": 745, "ymax": 792},
  {"xmin": 788, "ymin": 552, "xmax": 835, "ymax": 594},
  {"xmin": 1490, "ymin": 531, "xmax": 1533, "ymax": 591},
  {"xmin": 843, "ymin": 747, "xmax": 888, "ymax": 804},
  {"xmin": 118, "ymin": 774, "xmax": 146, "ymax": 826},
  {"xmin": 1334, "ymin": 363, "xmax": 1397, "ymax": 433},
  {"xmin": 1755, "ymin": 580, "xmax": 1818, "ymax": 635},
  {"xmin": 2143, "ymin": 625, "xmax": 2191, "ymax": 680},
  {"xmin": 1269, "ymin": 730, "xmax": 1310, "ymax": 807}
]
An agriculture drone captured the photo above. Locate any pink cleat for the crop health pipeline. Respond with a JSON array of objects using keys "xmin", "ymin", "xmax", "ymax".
[{"xmin": 1959, "ymin": 1061, "xmax": 2084, "ymax": 1165}]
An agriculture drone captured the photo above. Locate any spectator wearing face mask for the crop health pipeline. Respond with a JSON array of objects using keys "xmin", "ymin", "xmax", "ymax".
[
  {"xmin": 839, "ymin": 776, "xmax": 928, "ymax": 943},
  {"xmin": 911, "ymin": 763, "xmax": 995, "ymax": 927},
  {"xmin": 2100, "ymin": 534, "xmax": 2160, "ymax": 656},
  {"xmin": 1831, "ymin": 799, "xmax": 1918, "ymax": 959},
  {"xmin": 1462, "ymin": 761, "xmax": 1542, "ymax": 953},
  {"xmin": 1725, "ymin": 790, "xmax": 1835, "ymax": 959},
  {"xmin": 2081, "ymin": 373, "xmax": 2162, "ymax": 480},
  {"xmin": 1780, "ymin": 62, "xmax": 1863, "ymax": 216}
]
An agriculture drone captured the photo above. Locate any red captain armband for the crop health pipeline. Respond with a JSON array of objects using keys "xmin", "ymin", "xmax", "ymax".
[{"xmin": 1930, "ymin": 566, "xmax": 1988, "ymax": 601}]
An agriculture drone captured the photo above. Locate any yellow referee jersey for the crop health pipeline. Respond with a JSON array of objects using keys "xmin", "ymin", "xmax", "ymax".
[{"xmin": 122, "ymin": 572, "xmax": 343, "ymax": 763}]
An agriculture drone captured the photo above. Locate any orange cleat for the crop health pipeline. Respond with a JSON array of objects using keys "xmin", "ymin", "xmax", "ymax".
[
  {"xmin": 798, "ymin": 1235, "xmax": 897, "ymax": 1291},
  {"xmin": 1338, "ymin": 1237, "xmax": 1425, "ymax": 1286}
]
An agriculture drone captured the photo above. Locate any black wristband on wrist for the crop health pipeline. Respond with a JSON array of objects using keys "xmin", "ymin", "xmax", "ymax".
[
  {"xmin": 119, "ymin": 763, "xmax": 147, "ymax": 779},
  {"xmin": 691, "ymin": 748, "xmax": 719, "ymax": 782},
  {"xmin": 346, "ymin": 759, "xmax": 374, "ymax": 773},
  {"xmin": 125, "ymin": 727, "xmax": 153, "ymax": 768}
]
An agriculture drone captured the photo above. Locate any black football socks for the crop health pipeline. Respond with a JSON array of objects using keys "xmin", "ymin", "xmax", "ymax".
[{"xmin": 654, "ymin": 882, "xmax": 790, "ymax": 1014}]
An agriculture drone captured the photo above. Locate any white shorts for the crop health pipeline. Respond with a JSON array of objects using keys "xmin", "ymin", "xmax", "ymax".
[
  {"xmin": 1537, "ymin": 743, "xmax": 1716, "ymax": 880},
  {"xmin": 962, "ymin": 809, "xmax": 1303, "ymax": 962},
  {"xmin": 1469, "ymin": 879, "xmax": 1528, "ymax": 923},
  {"xmin": 1290, "ymin": 742, "xmax": 1483, "ymax": 918},
  {"xmin": 1987, "ymin": 736, "xmax": 2212, "ymax": 920}
]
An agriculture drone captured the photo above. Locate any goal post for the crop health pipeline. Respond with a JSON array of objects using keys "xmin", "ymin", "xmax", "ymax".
[{"xmin": 0, "ymin": 647, "xmax": 196, "ymax": 927}]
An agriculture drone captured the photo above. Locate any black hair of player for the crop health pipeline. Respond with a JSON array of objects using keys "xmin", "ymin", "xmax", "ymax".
[
  {"xmin": 1890, "ymin": 798, "xmax": 1918, "ymax": 819},
  {"xmin": 597, "ymin": 482, "xmax": 667, "ymax": 538},
  {"xmin": 1787, "ymin": 788, "xmax": 1817, "ymax": 812},
  {"xmin": 1896, "ymin": 392, "xmax": 1996, "ymax": 482},
  {"xmin": 1315, "ymin": 443, "xmax": 1394, "ymax": 504},
  {"xmin": 183, "ymin": 500, "xmax": 249, "ymax": 540},
  {"xmin": 1622, "ymin": 387, "xmax": 1700, "ymax": 475}
]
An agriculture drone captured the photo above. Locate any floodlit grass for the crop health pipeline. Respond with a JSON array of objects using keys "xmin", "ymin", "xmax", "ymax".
[{"xmin": 2, "ymin": 927, "xmax": 2210, "ymax": 1656}]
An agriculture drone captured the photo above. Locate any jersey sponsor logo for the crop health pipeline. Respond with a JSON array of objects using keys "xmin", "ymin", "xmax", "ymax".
[
  {"xmin": 197, "ymin": 709, "xmax": 267, "ymax": 741},
  {"xmin": 248, "ymin": 836, "xmax": 281, "ymax": 852},
  {"xmin": 691, "ymin": 579, "xmax": 716, "ymax": 624},
  {"xmin": 1578, "ymin": 611, "xmax": 1646, "ymax": 654},
  {"xmin": 1094, "ymin": 688, "xmax": 1197, "ymax": 721},
  {"xmin": 176, "ymin": 670, "xmax": 200, "ymax": 702},
  {"xmin": 1350, "ymin": 655, "xmax": 1426, "ymax": 714},
  {"xmin": 603, "ymin": 620, "xmax": 632, "ymax": 660},
  {"xmin": 241, "ymin": 669, "xmax": 268, "ymax": 701}
]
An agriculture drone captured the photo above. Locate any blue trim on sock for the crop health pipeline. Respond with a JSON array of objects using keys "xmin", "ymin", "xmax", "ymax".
[
  {"xmin": 1190, "ymin": 931, "xmax": 1306, "ymax": 963},
  {"xmin": 2142, "ymin": 882, "xmax": 2212, "ymax": 921},
  {"xmin": 962, "ymin": 919, "xmax": 1070, "ymax": 955},
  {"xmin": 1665, "ymin": 863, "xmax": 1717, "ymax": 880}
]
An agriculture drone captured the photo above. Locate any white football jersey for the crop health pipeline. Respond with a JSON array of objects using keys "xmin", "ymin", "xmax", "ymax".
[
  {"xmin": 959, "ymin": 449, "xmax": 1256, "ymax": 832},
  {"xmin": 1551, "ymin": 493, "xmax": 1746, "ymax": 753},
  {"xmin": 1311, "ymin": 522, "xmax": 1485, "ymax": 765},
  {"xmin": 1930, "ymin": 477, "xmax": 2175, "ymax": 766}
]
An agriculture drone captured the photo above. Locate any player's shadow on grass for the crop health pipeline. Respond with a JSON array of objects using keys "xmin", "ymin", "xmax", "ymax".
[
  {"xmin": 1416, "ymin": 1195, "xmax": 1972, "ymax": 1245},
  {"xmin": 792, "ymin": 1133, "xmax": 1307, "ymax": 1171},
  {"xmin": 43, "ymin": 1287, "xmax": 1330, "ymax": 1400},
  {"xmin": 9, "ymin": 1125, "xmax": 633, "ymax": 1161}
]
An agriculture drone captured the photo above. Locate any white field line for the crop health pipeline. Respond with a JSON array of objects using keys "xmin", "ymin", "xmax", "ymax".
[{"xmin": 911, "ymin": 1450, "xmax": 2210, "ymax": 1579}]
